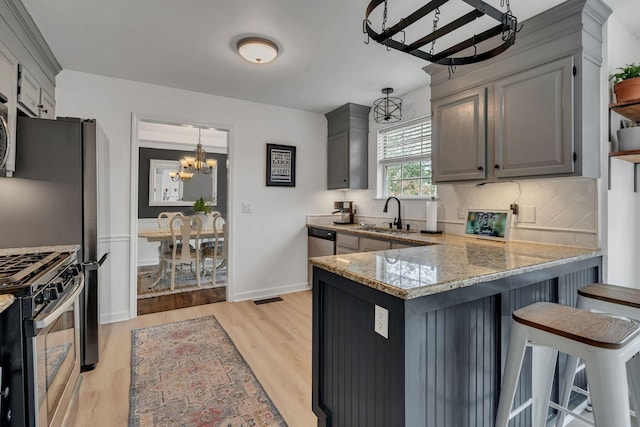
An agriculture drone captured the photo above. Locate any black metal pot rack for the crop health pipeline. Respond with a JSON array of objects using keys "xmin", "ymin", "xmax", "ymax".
[{"xmin": 364, "ymin": 0, "xmax": 520, "ymax": 66}]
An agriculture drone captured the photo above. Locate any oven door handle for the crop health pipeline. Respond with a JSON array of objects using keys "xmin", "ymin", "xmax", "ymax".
[{"xmin": 34, "ymin": 273, "xmax": 85, "ymax": 330}]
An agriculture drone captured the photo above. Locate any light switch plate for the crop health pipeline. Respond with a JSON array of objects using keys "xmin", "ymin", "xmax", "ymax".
[
  {"xmin": 242, "ymin": 203, "xmax": 254, "ymax": 213},
  {"xmin": 374, "ymin": 305, "xmax": 389, "ymax": 339},
  {"xmin": 458, "ymin": 207, "xmax": 466, "ymax": 219}
]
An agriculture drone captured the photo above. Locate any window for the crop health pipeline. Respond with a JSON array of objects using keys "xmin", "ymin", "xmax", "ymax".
[{"xmin": 378, "ymin": 116, "xmax": 436, "ymax": 198}]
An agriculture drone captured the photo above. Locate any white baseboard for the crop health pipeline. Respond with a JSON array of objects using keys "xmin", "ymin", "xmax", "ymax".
[
  {"xmin": 100, "ymin": 310, "xmax": 130, "ymax": 324},
  {"xmin": 232, "ymin": 282, "xmax": 311, "ymax": 302},
  {"xmin": 137, "ymin": 258, "xmax": 158, "ymax": 267}
]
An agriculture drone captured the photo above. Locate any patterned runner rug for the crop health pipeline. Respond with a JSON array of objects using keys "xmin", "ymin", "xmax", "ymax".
[{"xmin": 129, "ymin": 316, "xmax": 287, "ymax": 427}]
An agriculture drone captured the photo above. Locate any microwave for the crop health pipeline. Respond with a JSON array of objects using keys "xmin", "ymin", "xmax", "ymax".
[{"xmin": 0, "ymin": 100, "xmax": 10, "ymax": 175}]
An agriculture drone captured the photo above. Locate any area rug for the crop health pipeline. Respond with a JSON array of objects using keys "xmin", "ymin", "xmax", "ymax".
[
  {"xmin": 137, "ymin": 268, "xmax": 227, "ymax": 299},
  {"xmin": 129, "ymin": 315, "xmax": 287, "ymax": 427}
]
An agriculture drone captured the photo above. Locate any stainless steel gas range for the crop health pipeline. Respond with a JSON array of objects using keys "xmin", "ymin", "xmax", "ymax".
[{"xmin": 0, "ymin": 246, "xmax": 83, "ymax": 427}]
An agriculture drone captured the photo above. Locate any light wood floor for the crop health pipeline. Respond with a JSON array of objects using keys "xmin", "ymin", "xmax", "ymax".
[{"xmin": 73, "ymin": 291, "xmax": 316, "ymax": 427}]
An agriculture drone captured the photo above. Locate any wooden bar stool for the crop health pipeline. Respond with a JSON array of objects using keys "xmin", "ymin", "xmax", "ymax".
[
  {"xmin": 556, "ymin": 283, "xmax": 640, "ymax": 427},
  {"xmin": 495, "ymin": 302, "xmax": 640, "ymax": 427}
]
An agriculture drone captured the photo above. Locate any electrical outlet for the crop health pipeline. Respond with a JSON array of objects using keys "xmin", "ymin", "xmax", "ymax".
[
  {"xmin": 242, "ymin": 203, "xmax": 254, "ymax": 213},
  {"xmin": 457, "ymin": 207, "xmax": 466, "ymax": 219},
  {"xmin": 520, "ymin": 206, "xmax": 536, "ymax": 223},
  {"xmin": 374, "ymin": 305, "xmax": 389, "ymax": 339}
]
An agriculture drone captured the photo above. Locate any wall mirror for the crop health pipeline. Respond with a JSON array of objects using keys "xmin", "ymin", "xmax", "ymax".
[{"xmin": 149, "ymin": 159, "xmax": 217, "ymax": 206}]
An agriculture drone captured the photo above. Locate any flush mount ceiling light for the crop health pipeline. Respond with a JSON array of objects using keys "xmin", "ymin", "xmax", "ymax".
[
  {"xmin": 364, "ymin": 0, "xmax": 521, "ymax": 69},
  {"xmin": 373, "ymin": 88, "xmax": 402, "ymax": 123},
  {"xmin": 237, "ymin": 37, "xmax": 279, "ymax": 64},
  {"xmin": 169, "ymin": 128, "xmax": 217, "ymax": 182}
]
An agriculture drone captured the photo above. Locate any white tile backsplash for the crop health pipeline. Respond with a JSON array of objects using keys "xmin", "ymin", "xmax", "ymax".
[{"xmin": 346, "ymin": 177, "xmax": 598, "ymax": 248}]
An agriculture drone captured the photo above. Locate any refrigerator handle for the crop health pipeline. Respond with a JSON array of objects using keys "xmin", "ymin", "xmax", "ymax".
[
  {"xmin": 83, "ymin": 252, "xmax": 109, "ymax": 271},
  {"xmin": 98, "ymin": 252, "xmax": 109, "ymax": 267}
]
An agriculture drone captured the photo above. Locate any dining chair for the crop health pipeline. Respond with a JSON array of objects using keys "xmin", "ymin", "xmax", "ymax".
[
  {"xmin": 157, "ymin": 211, "xmax": 183, "ymax": 229},
  {"xmin": 201, "ymin": 213, "xmax": 225, "ymax": 285},
  {"xmin": 162, "ymin": 215, "xmax": 203, "ymax": 291}
]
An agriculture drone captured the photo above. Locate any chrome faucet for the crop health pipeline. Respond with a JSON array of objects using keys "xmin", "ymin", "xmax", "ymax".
[{"xmin": 383, "ymin": 196, "xmax": 402, "ymax": 230}]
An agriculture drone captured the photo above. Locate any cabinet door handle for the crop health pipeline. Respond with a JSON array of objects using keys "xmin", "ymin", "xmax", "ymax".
[
  {"xmin": 494, "ymin": 164, "xmax": 500, "ymax": 169},
  {"xmin": 37, "ymin": 104, "xmax": 44, "ymax": 109},
  {"xmin": 477, "ymin": 166, "xmax": 483, "ymax": 171}
]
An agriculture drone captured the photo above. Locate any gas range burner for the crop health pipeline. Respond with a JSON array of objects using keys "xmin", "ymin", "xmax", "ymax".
[{"xmin": 0, "ymin": 251, "xmax": 74, "ymax": 291}]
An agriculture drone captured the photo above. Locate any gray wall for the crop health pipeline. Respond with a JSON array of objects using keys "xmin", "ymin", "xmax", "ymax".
[{"xmin": 138, "ymin": 147, "xmax": 227, "ymax": 219}]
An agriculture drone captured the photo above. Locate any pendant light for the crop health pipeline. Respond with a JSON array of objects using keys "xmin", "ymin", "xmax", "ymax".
[
  {"xmin": 169, "ymin": 128, "xmax": 217, "ymax": 182},
  {"xmin": 373, "ymin": 88, "xmax": 402, "ymax": 123}
]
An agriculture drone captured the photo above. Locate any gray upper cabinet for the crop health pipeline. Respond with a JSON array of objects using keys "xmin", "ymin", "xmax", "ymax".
[
  {"xmin": 424, "ymin": 0, "xmax": 610, "ymax": 184},
  {"xmin": 325, "ymin": 103, "xmax": 370, "ymax": 190},
  {"xmin": 494, "ymin": 57, "xmax": 574, "ymax": 178},
  {"xmin": 17, "ymin": 64, "xmax": 39, "ymax": 116},
  {"xmin": 327, "ymin": 131, "xmax": 349, "ymax": 189},
  {"xmin": 18, "ymin": 64, "xmax": 56, "ymax": 119},
  {"xmin": 432, "ymin": 87, "xmax": 486, "ymax": 182}
]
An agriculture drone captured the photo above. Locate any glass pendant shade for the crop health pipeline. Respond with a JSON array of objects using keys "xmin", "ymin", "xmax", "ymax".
[{"xmin": 237, "ymin": 37, "xmax": 279, "ymax": 64}]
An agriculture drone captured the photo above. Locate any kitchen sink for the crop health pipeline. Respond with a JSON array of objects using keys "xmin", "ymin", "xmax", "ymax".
[{"xmin": 359, "ymin": 226, "xmax": 417, "ymax": 235}]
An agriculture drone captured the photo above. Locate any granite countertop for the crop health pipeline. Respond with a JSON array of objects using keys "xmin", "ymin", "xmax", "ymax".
[
  {"xmin": 308, "ymin": 224, "xmax": 603, "ymax": 299},
  {"xmin": 0, "ymin": 294, "xmax": 14, "ymax": 313},
  {"xmin": 0, "ymin": 244, "xmax": 81, "ymax": 257}
]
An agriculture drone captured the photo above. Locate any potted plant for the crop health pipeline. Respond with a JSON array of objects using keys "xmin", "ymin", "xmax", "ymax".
[
  {"xmin": 193, "ymin": 197, "xmax": 214, "ymax": 226},
  {"xmin": 610, "ymin": 63, "xmax": 640, "ymax": 102},
  {"xmin": 193, "ymin": 197, "xmax": 213, "ymax": 215}
]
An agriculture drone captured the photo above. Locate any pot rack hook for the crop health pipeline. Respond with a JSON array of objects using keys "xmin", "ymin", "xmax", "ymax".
[
  {"xmin": 363, "ymin": 19, "xmax": 371, "ymax": 44},
  {"xmin": 448, "ymin": 64, "xmax": 457, "ymax": 79}
]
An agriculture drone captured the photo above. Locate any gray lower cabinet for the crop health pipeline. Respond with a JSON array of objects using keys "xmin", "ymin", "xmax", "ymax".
[
  {"xmin": 336, "ymin": 232, "xmax": 359, "ymax": 254},
  {"xmin": 432, "ymin": 87, "xmax": 487, "ymax": 182},
  {"xmin": 359, "ymin": 237, "xmax": 390, "ymax": 252},
  {"xmin": 494, "ymin": 57, "xmax": 575, "ymax": 178},
  {"xmin": 312, "ymin": 256, "xmax": 601, "ymax": 427}
]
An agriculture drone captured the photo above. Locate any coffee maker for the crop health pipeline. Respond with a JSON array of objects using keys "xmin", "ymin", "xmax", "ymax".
[{"xmin": 333, "ymin": 201, "xmax": 355, "ymax": 224}]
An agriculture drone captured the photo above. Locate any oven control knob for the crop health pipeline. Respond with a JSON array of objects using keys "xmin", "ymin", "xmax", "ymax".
[
  {"xmin": 42, "ymin": 289, "xmax": 51, "ymax": 303},
  {"xmin": 34, "ymin": 293, "xmax": 45, "ymax": 305},
  {"xmin": 49, "ymin": 288, "xmax": 58, "ymax": 301},
  {"xmin": 56, "ymin": 282, "xmax": 65, "ymax": 293}
]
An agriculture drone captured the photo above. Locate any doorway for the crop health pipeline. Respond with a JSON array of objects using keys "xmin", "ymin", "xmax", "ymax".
[{"xmin": 132, "ymin": 118, "xmax": 230, "ymax": 315}]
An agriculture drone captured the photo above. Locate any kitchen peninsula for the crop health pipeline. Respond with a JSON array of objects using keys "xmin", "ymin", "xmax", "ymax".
[{"xmin": 309, "ymin": 225, "xmax": 602, "ymax": 427}]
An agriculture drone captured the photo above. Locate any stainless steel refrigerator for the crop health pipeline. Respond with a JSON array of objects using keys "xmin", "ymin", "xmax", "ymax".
[{"xmin": 0, "ymin": 116, "xmax": 110, "ymax": 371}]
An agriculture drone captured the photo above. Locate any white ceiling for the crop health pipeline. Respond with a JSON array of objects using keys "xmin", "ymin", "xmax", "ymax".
[{"xmin": 22, "ymin": 0, "xmax": 640, "ymax": 114}]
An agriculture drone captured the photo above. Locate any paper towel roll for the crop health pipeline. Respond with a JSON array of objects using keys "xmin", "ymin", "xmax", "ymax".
[{"xmin": 426, "ymin": 200, "xmax": 438, "ymax": 232}]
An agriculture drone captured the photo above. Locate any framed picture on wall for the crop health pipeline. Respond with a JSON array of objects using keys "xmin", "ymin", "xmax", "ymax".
[{"xmin": 266, "ymin": 143, "xmax": 296, "ymax": 187}]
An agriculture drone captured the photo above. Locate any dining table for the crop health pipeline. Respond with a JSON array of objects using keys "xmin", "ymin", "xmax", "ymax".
[{"xmin": 138, "ymin": 228, "xmax": 225, "ymax": 288}]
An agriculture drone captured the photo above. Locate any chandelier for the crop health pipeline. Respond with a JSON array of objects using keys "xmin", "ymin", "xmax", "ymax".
[
  {"xmin": 169, "ymin": 128, "xmax": 217, "ymax": 182},
  {"xmin": 373, "ymin": 88, "xmax": 402, "ymax": 123},
  {"xmin": 364, "ymin": 0, "xmax": 520, "ymax": 68}
]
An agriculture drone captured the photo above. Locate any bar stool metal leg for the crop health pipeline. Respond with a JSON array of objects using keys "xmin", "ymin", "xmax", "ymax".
[
  {"xmin": 585, "ymin": 352, "xmax": 632, "ymax": 427},
  {"xmin": 496, "ymin": 322, "xmax": 530, "ymax": 427},
  {"xmin": 532, "ymin": 345, "xmax": 558, "ymax": 426}
]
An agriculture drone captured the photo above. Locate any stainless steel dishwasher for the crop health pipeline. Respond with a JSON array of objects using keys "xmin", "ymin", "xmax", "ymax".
[{"xmin": 308, "ymin": 227, "xmax": 336, "ymax": 285}]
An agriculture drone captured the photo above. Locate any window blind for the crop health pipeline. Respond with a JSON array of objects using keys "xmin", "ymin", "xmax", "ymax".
[{"xmin": 378, "ymin": 116, "xmax": 432, "ymax": 162}]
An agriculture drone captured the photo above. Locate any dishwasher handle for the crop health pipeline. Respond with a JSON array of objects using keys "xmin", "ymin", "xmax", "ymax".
[{"xmin": 308, "ymin": 228, "xmax": 336, "ymax": 241}]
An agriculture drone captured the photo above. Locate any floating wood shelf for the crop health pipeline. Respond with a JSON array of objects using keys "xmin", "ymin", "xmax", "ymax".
[
  {"xmin": 610, "ymin": 99, "xmax": 640, "ymax": 123},
  {"xmin": 609, "ymin": 99, "xmax": 640, "ymax": 192},
  {"xmin": 609, "ymin": 150, "xmax": 640, "ymax": 163}
]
